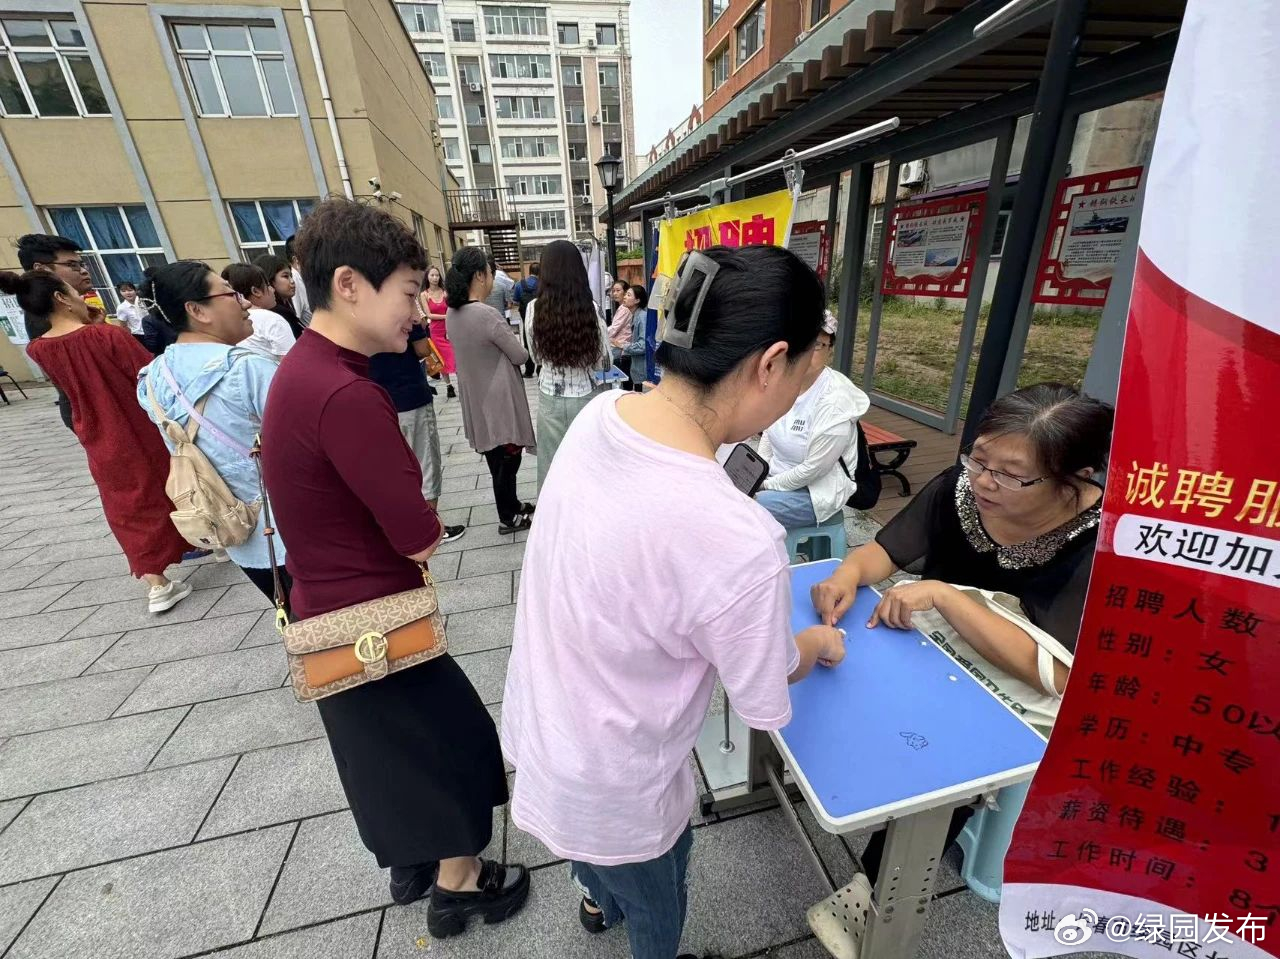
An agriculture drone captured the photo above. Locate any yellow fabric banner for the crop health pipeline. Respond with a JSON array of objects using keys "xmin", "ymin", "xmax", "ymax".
[{"xmin": 655, "ymin": 189, "xmax": 796, "ymax": 282}]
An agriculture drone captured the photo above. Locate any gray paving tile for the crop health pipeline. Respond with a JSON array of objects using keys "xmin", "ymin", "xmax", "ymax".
[
  {"xmin": 65, "ymin": 585, "xmax": 228, "ymax": 639},
  {"xmin": 0, "ymin": 634, "xmax": 117, "ymax": 690},
  {"xmin": 0, "ymin": 796, "xmax": 26, "ymax": 833},
  {"xmin": 0, "ymin": 498, "xmax": 80, "ymax": 519},
  {"xmin": 258, "ymin": 811, "xmax": 389, "ymax": 935},
  {"xmin": 150, "ymin": 687, "xmax": 323, "ymax": 768},
  {"xmin": 0, "ymin": 582, "xmax": 73, "ymax": 619},
  {"xmin": 756, "ymin": 938, "xmax": 831, "ymax": 957},
  {"xmin": 438, "ymin": 486, "xmax": 503, "ymax": 510},
  {"xmin": 0, "ymin": 707, "xmax": 186, "ymax": 800},
  {"xmin": 16, "ymin": 535, "xmax": 124, "ymax": 565},
  {"xmin": 44, "ymin": 568, "xmax": 198, "ymax": 611},
  {"xmin": 457, "ymin": 542, "xmax": 527, "ymax": 579},
  {"xmin": 4, "ymin": 522, "xmax": 111, "ymax": 549},
  {"xmin": 436, "ymin": 522, "xmax": 528, "ymax": 554},
  {"xmin": 90, "ymin": 610, "xmax": 262, "ymax": 672},
  {"xmin": 115, "ymin": 645, "xmax": 288, "ymax": 715},
  {"xmin": 26, "ymin": 552, "xmax": 134, "ymax": 585},
  {"xmin": 205, "ymin": 913, "xmax": 381, "ymax": 959},
  {"xmin": 435, "ymin": 507, "xmax": 470, "ymax": 528},
  {"xmin": 505, "ymin": 805, "xmax": 564, "ymax": 870},
  {"xmin": 198, "ymin": 737, "xmax": 347, "ymax": 839},
  {"xmin": 0, "ymin": 564, "xmax": 54, "ymax": 593},
  {"xmin": 8, "ymin": 823, "xmax": 294, "ymax": 959},
  {"xmin": 0, "ymin": 607, "xmax": 91, "ymax": 651},
  {"xmin": 441, "ymin": 473, "xmax": 480, "ymax": 493},
  {"xmin": 0, "ymin": 757, "xmax": 234, "ymax": 883},
  {"xmin": 445, "ymin": 604, "xmax": 516, "ymax": 655},
  {"xmin": 0, "ymin": 877, "xmax": 57, "ymax": 954},
  {"xmin": 427, "ymin": 549, "xmax": 461, "ymax": 581},
  {"xmin": 436, "ymin": 571, "xmax": 511, "ymax": 615},
  {"xmin": 206, "ymin": 582, "xmax": 273, "ymax": 617},
  {"xmin": 185, "ymin": 559, "xmax": 253, "ymax": 589},
  {"xmin": 0, "ymin": 546, "xmax": 41, "ymax": 570},
  {"xmin": 0, "ymin": 485, "xmax": 80, "ymax": 506},
  {"xmin": 454, "ymin": 646, "xmax": 511, "ymax": 706},
  {"xmin": 0, "ymin": 667, "xmax": 151, "ymax": 737},
  {"xmin": 238, "ymin": 610, "xmax": 284, "ymax": 649},
  {"xmin": 0, "ymin": 529, "xmax": 27, "ymax": 549}
]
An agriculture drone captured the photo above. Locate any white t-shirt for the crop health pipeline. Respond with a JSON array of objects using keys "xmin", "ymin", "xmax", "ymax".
[
  {"xmin": 502, "ymin": 393, "xmax": 800, "ymax": 865},
  {"xmin": 764, "ymin": 368, "xmax": 829, "ymax": 476},
  {"xmin": 238, "ymin": 307, "xmax": 296, "ymax": 362},
  {"xmin": 115, "ymin": 300, "xmax": 146, "ymax": 335}
]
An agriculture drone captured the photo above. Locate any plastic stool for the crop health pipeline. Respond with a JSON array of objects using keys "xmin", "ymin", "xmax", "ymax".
[
  {"xmin": 784, "ymin": 513, "xmax": 848, "ymax": 563},
  {"xmin": 956, "ymin": 778, "xmax": 1032, "ymax": 903}
]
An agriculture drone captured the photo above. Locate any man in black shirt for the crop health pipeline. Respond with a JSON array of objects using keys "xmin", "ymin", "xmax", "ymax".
[{"xmin": 367, "ymin": 319, "xmax": 465, "ymax": 542}]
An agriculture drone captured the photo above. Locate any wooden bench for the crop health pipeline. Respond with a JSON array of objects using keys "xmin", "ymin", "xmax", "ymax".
[{"xmin": 862, "ymin": 422, "xmax": 918, "ymax": 496}]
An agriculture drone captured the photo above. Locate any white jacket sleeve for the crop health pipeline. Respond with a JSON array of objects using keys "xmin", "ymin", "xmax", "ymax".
[
  {"xmin": 760, "ymin": 421, "xmax": 853, "ymax": 492},
  {"xmin": 262, "ymin": 312, "xmax": 297, "ymax": 357}
]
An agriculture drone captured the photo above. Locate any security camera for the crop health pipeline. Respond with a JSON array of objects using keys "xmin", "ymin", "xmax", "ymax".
[
  {"xmin": 390, "ymin": 191, "xmax": 403, "ymax": 201},
  {"xmin": 373, "ymin": 189, "xmax": 385, "ymax": 200},
  {"xmin": 368, "ymin": 176, "xmax": 381, "ymax": 189}
]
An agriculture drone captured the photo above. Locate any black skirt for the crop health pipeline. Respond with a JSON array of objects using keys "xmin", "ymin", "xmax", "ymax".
[{"xmin": 316, "ymin": 654, "xmax": 508, "ymax": 868}]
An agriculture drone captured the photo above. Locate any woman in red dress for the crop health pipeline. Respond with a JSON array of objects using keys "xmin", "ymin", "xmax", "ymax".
[
  {"xmin": 10, "ymin": 270, "xmax": 191, "ymax": 613},
  {"xmin": 419, "ymin": 265, "xmax": 456, "ymax": 398}
]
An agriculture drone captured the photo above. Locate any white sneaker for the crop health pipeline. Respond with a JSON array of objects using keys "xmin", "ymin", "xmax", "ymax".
[
  {"xmin": 148, "ymin": 580, "xmax": 192, "ymax": 614},
  {"xmin": 212, "ymin": 548, "xmax": 231, "ymax": 563}
]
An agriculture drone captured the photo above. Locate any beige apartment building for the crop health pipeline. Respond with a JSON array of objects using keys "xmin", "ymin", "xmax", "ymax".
[{"xmin": 0, "ymin": 0, "xmax": 455, "ymax": 378}]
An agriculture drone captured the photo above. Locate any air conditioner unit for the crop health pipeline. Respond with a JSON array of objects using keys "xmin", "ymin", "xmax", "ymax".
[
  {"xmin": 468, "ymin": 82, "xmax": 483, "ymax": 93},
  {"xmin": 586, "ymin": 37, "xmax": 596, "ymax": 48},
  {"xmin": 580, "ymin": 193, "xmax": 593, "ymax": 206},
  {"xmin": 590, "ymin": 114, "xmax": 601, "ymax": 125},
  {"xmin": 899, "ymin": 159, "xmax": 927, "ymax": 185}
]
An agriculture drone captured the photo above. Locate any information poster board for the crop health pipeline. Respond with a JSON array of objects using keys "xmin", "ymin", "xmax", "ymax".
[
  {"xmin": 788, "ymin": 219, "xmax": 830, "ymax": 282},
  {"xmin": 0, "ymin": 294, "xmax": 27, "ymax": 345},
  {"xmin": 879, "ymin": 192, "xmax": 985, "ymax": 298},
  {"xmin": 1031, "ymin": 166, "xmax": 1144, "ymax": 306},
  {"xmin": 1000, "ymin": 4, "xmax": 1279, "ymax": 958}
]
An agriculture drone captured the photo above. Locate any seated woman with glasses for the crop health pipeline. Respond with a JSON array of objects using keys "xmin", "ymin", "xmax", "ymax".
[
  {"xmin": 810, "ymin": 382, "xmax": 1112, "ymax": 878},
  {"xmin": 756, "ymin": 310, "xmax": 869, "ymax": 529}
]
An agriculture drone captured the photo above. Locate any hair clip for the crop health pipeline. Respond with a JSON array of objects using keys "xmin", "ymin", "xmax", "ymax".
[
  {"xmin": 140, "ymin": 296, "xmax": 172, "ymax": 326},
  {"xmin": 660, "ymin": 250, "xmax": 719, "ymax": 350}
]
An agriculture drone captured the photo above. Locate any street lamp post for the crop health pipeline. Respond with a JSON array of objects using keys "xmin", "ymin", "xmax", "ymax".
[{"xmin": 594, "ymin": 153, "xmax": 623, "ymax": 280}]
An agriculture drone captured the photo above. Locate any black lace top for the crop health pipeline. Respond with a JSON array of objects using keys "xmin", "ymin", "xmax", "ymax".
[{"xmin": 875, "ymin": 466, "xmax": 1102, "ymax": 650}]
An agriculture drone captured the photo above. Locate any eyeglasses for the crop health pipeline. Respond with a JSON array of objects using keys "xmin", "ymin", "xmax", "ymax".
[
  {"xmin": 51, "ymin": 259, "xmax": 88, "ymax": 273},
  {"xmin": 960, "ymin": 452, "xmax": 1046, "ymax": 491},
  {"xmin": 197, "ymin": 291, "xmax": 248, "ymax": 305}
]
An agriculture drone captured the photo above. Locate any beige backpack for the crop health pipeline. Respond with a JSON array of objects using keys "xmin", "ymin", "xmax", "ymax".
[{"xmin": 144, "ymin": 359, "xmax": 259, "ymax": 550}]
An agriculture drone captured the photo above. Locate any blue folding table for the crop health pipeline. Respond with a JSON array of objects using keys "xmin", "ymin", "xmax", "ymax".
[{"xmin": 709, "ymin": 560, "xmax": 1048, "ymax": 959}]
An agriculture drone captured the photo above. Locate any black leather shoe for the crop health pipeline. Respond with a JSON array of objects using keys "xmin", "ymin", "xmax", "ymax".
[
  {"xmin": 426, "ymin": 860, "xmax": 530, "ymax": 939},
  {"xmin": 579, "ymin": 896, "xmax": 606, "ymax": 934},
  {"xmin": 389, "ymin": 862, "xmax": 438, "ymax": 905}
]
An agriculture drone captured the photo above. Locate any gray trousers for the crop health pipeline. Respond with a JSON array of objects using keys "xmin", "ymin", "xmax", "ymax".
[{"xmin": 397, "ymin": 404, "xmax": 443, "ymax": 503}]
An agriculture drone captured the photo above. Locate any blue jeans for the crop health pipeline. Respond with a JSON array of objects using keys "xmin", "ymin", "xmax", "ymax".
[
  {"xmin": 570, "ymin": 825, "xmax": 694, "ymax": 959},
  {"xmin": 756, "ymin": 488, "xmax": 817, "ymax": 528}
]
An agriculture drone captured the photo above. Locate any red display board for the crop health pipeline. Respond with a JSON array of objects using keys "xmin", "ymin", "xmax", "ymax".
[
  {"xmin": 788, "ymin": 220, "xmax": 831, "ymax": 283},
  {"xmin": 1031, "ymin": 166, "xmax": 1144, "ymax": 306},
  {"xmin": 879, "ymin": 191, "xmax": 985, "ymax": 298}
]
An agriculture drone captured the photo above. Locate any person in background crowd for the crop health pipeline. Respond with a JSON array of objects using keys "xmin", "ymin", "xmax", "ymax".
[
  {"xmin": 618, "ymin": 284, "xmax": 649, "ymax": 392},
  {"xmin": 367, "ymin": 310, "xmax": 466, "ymax": 543},
  {"xmin": 115, "ymin": 281, "xmax": 147, "ymax": 338},
  {"xmin": 136, "ymin": 262, "xmax": 289, "ymax": 605},
  {"xmin": 261, "ymin": 198, "xmax": 528, "ymax": 934},
  {"xmin": 285, "ymin": 234, "xmax": 310, "ymax": 327},
  {"xmin": 253, "ymin": 253, "xmax": 304, "ymax": 340},
  {"xmin": 511, "ymin": 263, "xmax": 539, "ymax": 378},
  {"xmin": 11, "ymin": 268, "xmax": 192, "ymax": 613},
  {"xmin": 420, "ymin": 265, "xmax": 456, "ymax": 399},
  {"xmin": 221, "ymin": 263, "xmax": 296, "ymax": 363},
  {"xmin": 446, "ymin": 247, "xmax": 536, "ymax": 534},
  {"xmin": 757, "ymin": 311, "xmax": 869, "ymax": 529},
  {"xmin": 16, "ymin": 233, "xmax": 102, "ymax": 428},
  {"xmin": 502, "ymin": 245, "xmax": 845, "ymax": 959},
  {"xmin": 811, "ymin": 382, "xmax": 1112, "ymax": 877},
  {"xmin": 525, "ymin": 239, "xmax": 612, "ymax": 491},
  {"xmin": 607, "ymin": 278, "xmax": 626, "ymax": 324},
  {"xmin": 485, "ymin": 255, "xmax": 515, "ymax": 320}
]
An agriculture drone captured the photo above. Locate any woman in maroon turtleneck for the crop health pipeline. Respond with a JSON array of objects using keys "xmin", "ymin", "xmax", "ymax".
[{"xmin": 260, "ymin": 199, "xmax": 528, "ymax": 939}]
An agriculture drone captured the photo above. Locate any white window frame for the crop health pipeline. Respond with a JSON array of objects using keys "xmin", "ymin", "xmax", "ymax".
[
  {"xmin": 0, "ymin": 18, "xmax": 109, "ymax": 118},
  {"xmin": 482, "ymin": 5, "xmax": 547, "ymax": 37},
  {"xmin": 436, "ymin": 94, "xmax": 454, "ymax": 119},
  {"xmin": 506, "ymin": 174, "xmax": 561, "ymax": 196},
  {"xmin": 420, "ymin": 52, "xmax": 447, "ymax": 78},
  {"xmin": 443, "ymin": 137, "xmax": 461, "ymax": 161},
  {"xmin": 228, "ymin": 198, "xmax": 315, "ymax": 258},
  {"xmin": 810, "ymin": 0, "xmax": 831, "ymax": 28},
  {"xmin": 464, "ymin": 101, "xmax": 487, "ymax": 125},
  {"xmin": 470, "ymin": 142, "xmax": 493, "ymax": 164},
  {"xmin": 560, "ymin": 62, "xmax": 582, "ymax": 86},
  {"xmin": 736, "ymin": 2, "xmax": 765, "ymax": 68},
  {"xmin": 396, "ymin": 3, "xmax": 440, "ymax": 35},
  {"xmin": 565, "ymin": 102, "xmax": 585, "ymax": 125},
  {"xmin": 598, "ymin": 62, "xmax": 619, "ymax": 88},
  {"xmin": 451, "ymin": 18, "xmax": 476, "ymax": 42},
  {"xmin": 460, "ymin": 60, "xmax": 482, "ymax": 85},
  {"xmin": 595, "ymin": 23, "xmax": 617, "ymax": 45},
  {"xmin": 494, "ymin": 95, "xmax": 555, "ymax": 120},
  {"xmin": 519, "ymin": 209, "xmax": 567, "ymax": 232},
  {"xmin": 43, "ymin": 204, "xmax": 164, "ymax": 309},
  {"xmin": 172, "ymin": 21, "xmax": 296, "ymax": 118},
  {"xmin": 557, "ymin": 22, "xmax": 579, "ymax": 44},
  {"xmin": 489, "ymin": 52, "xmax": 551, "ymax": 80},
  {"xmin": 600, "ymin": 103, "xmax": 620, "ymax": 124},
  {"xmin": 500, "ymin": 135, "xmax": 558, "ymax": 160},
  {"xmin": 709, "ymin": 44, "xmax": 729, "ymax": 90}
]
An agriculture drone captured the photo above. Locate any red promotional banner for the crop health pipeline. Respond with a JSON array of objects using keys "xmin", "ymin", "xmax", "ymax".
[
  {"xmin": 880, "ymin": 191, "xmax": 985, "ymax": 298},
  {"xmin": 788, "ymin": 219, "xmax": 830, "ymax": 282},
  {"xmin": 1001, "ymin": 4, "xmax": 1279, "ymax": 958},
  {"xmin": 1031, "ymin": 166, "xmax": 1144, "ymax": 307}
]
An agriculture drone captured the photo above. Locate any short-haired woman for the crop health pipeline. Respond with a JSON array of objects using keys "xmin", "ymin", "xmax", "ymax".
[
  {"xmin": 136, "ymin": 261, "xmax": 287, "ymax": 604},
  {"xmin": 12, "ymin": 269, "xmax": 191, "ymax": 613},
  {"xmin": 502, "ymin": 246, "xmax": 847, "ymax": 959},
  {"xmin": 811, "ymin": 382, "xmax": 1113, "ymax": 878},
  {"xmin": 525, "ymin": 239, "xmax": 612, "ymax": 490},
  {"xmin": 261, "ymin": 199, "xmax": 528, "ymax": 936},
  {"xmin": 445, "ymin": 247, "xmax": 536, "ymax": 533},
  {"xmin": 114, "ymin": 281, "xmax": 147, "ymax": 339},
  {"xmin": 221, "ymin": 262, "xmax": 296, "ymax": 362}
]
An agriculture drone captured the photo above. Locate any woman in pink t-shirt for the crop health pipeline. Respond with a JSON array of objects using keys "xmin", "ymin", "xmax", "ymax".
[{"xmin": 501, "ymin": 245, "xmax": 847, "ymax": 959}]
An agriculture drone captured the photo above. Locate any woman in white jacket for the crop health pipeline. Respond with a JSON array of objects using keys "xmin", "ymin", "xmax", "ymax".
[{"xmin": 757, "ymin": 312, "xmax": 870, "ymax": 527}]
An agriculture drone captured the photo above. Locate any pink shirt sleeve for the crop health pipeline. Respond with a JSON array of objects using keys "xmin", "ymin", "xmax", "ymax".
[{"xmin": 690, "ymin": 564, "xmax": 799, "ymax": 730}]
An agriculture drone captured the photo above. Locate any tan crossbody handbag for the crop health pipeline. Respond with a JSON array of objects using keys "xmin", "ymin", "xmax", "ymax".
[{"xmin": 251, "ymin": 439, "xmax": 447, "ymax": 703}]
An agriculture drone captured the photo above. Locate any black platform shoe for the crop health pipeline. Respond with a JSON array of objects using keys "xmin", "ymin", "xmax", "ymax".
[
  {"xmin": 579, "ymin": 896, "xmax": 606, "ymax": 934},
  {"xmin": 426, "ymin": 860, "xmax": 530, "ymax": 939}
]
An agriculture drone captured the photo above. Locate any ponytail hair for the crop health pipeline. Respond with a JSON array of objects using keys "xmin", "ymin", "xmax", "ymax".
[
  {"xmin": 138, "ymin": 260, "xmax": 215, "ymax": 334},
  {"xmin": 446, "ymin": 247, "xmax": 488, "ymax": 310},
  {"xmin": 0, "ymin": 270, "xmax": 70, "ymax": 338}
]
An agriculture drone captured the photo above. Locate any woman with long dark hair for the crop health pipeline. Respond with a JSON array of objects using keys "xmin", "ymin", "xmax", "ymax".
[
  {"xmin": 617, "ymin": 284, "xmax": 650, "ymax": 391},
  {"xmin": 253, "ymin": 253, "xmax": 304, "ymax": 340},
  {"xmin": 420, "ymin": 265, "xmax": 456, "ymax": 399},
  {"xmin": 14, "ymin": 269, "xmax": 192, "ymax": 613},
  {"xmin": 525, "ymin": 239, "xmax": 612, "ymax": 490},
  {"xmin": 445, "ymin": 247, "xmax": 536, "ymax": 533}
]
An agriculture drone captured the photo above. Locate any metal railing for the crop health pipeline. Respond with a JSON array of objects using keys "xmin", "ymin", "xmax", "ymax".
[{"xmin": 445, "ymin": 187, "xmax": 518, "ymax": 225}]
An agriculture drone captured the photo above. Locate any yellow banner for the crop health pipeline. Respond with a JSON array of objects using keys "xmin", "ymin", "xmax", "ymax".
[{"xmin": 656, "ymin": 189, "xmax": 796, "ymax": 281}]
